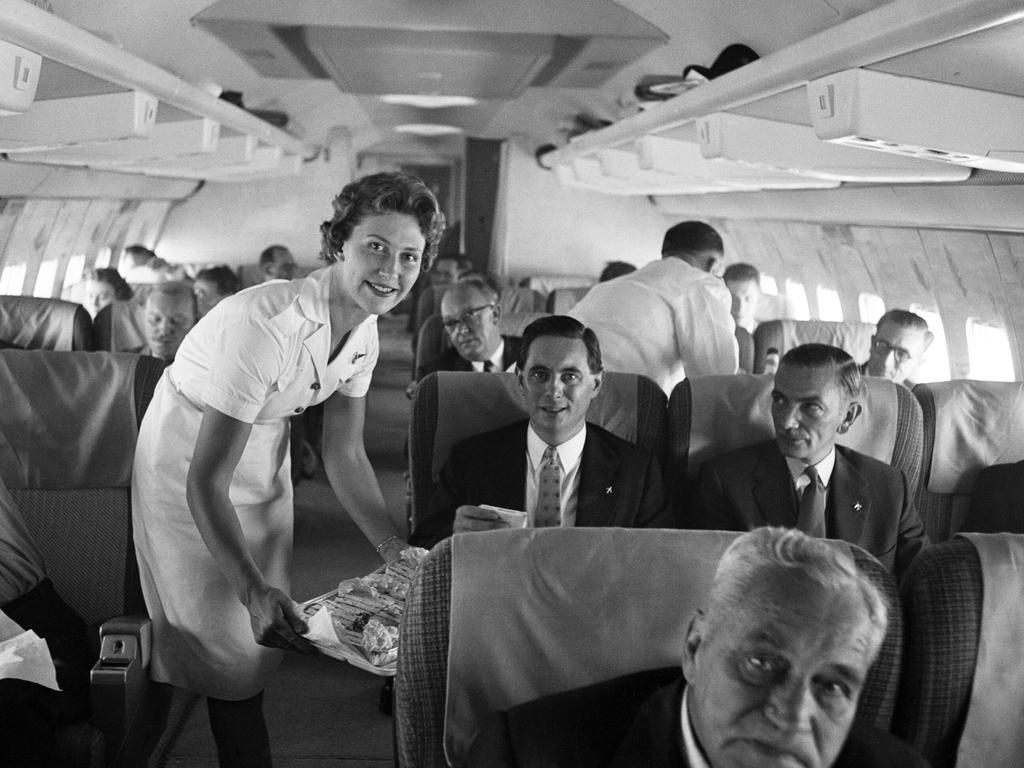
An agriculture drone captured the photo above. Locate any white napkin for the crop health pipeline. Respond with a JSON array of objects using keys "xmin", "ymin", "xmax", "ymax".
[{"xmin": 0, "ymin": 609, "xmax": 59, "ymax": 691}]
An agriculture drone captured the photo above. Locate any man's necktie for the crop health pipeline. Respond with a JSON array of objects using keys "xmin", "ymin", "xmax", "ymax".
[
  {"xmin": 535, "ymin": 446, "xmax": 562, "ymax": 528},
  {"xmin": 483, "ymin": 360, "xmax": 495, "ymax": 372},
  {"xmin": 797, "ymin": 465, "xmax": 826, "ymax": 537}
]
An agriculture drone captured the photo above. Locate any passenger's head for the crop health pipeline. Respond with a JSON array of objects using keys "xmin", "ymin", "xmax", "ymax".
[
  {"xmin": 319, "ymin": 172, "xmax": 446, "ymax": 315},
  {"xmin": 258, "ymin": 245, "xmax": 296, "ymax": 282},
  {"xmin": 599, "ymin": 260, "xmax": 637, "ymax": 282},
  {"xmin": 81, "ymin": 267, "xmax": 132, "ymax": 318},
  {"xmin": 441, "ymin": 277, "xmax": 502, "ymax": 363},
  {"xmin": 683, "ymin": 526, "xmax": 888, "ymax": 768},
  {"xmin": 121, "ymin": 244, "xmax": 156, "ymax": 271},
  {"xmin": 723, "ymin": 263, "xmax": 761, "ymax": 331},
  {"xmin": 143, "ymin": 281, "xmax": 197, "ymax": 363},
  {"xmin": 431, "ymin": 255, "xmax": 466, "ymax": 286},
  {"xmin": 867, "ymin": 309, "xmax": 933, "ymax": 385},
  {"xmin": 193, "ymin": 266, "xmax": 240, "ymax": 318},
  {"xmin": 772, "ymin": 344, "xmax": 863, "ymax": 466},
  {"xmin": 662, "ymin": 221, "xmax": 725, "ymax": 277},
  {"xmin": 146, "ymin": 257, "xmax": 186, "ymax": 282},
  {"xmin": 516, "ymin": 316, "xmax": 603, "ymax": 446}
]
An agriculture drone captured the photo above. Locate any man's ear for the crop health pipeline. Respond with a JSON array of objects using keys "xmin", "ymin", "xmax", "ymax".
[
  {"xmin": 838, "ymin": 400, "xmax": 863, "ymax": 434},
  {"xmin": 491, "ymin": 301, "xmax": 502, "ymax": 322},
  {"xmin": 591, "ymin": 369, "xmax": 603, "ymax": 393},
  {"xmin": 682, "ymin": 611, "xmax": 704, "ymax": 681}
]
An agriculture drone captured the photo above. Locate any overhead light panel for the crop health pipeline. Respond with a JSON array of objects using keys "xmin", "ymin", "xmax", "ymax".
[
  {"xmin": 380, "ymin": 94, "xmax": 478, "ymax": 109},
  {"xmin": 0, "ymin": 90, "xmax": 157, "ymax": 152},
  {"xmin": 697, "ymin": 112, "xmax": 971, "ymax": 182},
  {"xmin": 0, "ymin": 39, "xmax": 41, "ymax": 115},
  {"xmin": 809, "ymin": 68, "xmax": 1024, "ymax": 173},
  {"xmin": 394, "ymin": 123, "xmax": 462, "ymax": 137}
]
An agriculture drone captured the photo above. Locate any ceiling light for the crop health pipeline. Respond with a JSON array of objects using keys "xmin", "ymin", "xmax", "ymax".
[
  {"xmin": 380, "ymin": 94, "xmax": 479, "ymax": 109},
  {"xmin": 394, "ymin": 123, "xmax": 463, "ymax": 137}
]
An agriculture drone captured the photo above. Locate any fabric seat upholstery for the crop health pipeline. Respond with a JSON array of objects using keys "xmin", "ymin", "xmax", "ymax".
[
  {"xmin": 0, "ymin": 295, "xmax": 95, "ymax": 351},
  {"xmin": 752, "ymin": 318, "xmax": 875, "ymax": 373}
]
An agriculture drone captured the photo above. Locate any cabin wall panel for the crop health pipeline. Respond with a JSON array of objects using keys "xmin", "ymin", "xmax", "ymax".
[
  {"xmin": 494, "ymin": 142, "xmax": 669, "ymax": 280},
  {"xmin": 42, "ymin": 201, "xmax": 93, "ymax": 298},
  {"xmin": 989, "ymin": 234, "xmax": 1024, "ymax": 372},
  {"xmin": 4, "ymin": 200, "xmax": 62, "ymax": 296},
  {"xmin": 102, "ymin": 202, "xmax": 144, "ymax": 270},
  {"xmin": 0, "ymin": 200, "xmax": 26, "ymax": 266}
]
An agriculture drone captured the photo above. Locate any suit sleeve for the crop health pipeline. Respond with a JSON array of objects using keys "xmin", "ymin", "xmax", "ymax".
[
  {"xmin": 409, "ymin": 449, "xmax": 466, "ymax": 549},
  {"xmin": 465, "ymin": 712, "xmax": 519, "ymax": 768},
  {"xmin": 634, "ymin": 453, "xmax": 673, "ymax": 528},
  {"xmin": 894, "ymin": 471, "xmax": 929, "ymax": 582},
  {"xmin": 689, "ymin": 461, "xmax": 739, "ymax": 531}
]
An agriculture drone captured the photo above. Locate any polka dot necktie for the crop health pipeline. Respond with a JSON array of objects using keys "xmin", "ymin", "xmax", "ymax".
[
  {"xmin": 797, "ymin": 466, "xmax": 826, "ymax": 538},
  {"xmin": 535, "ymin": 446, "xmax": 562, "ymax": 528},
  {"xmin": 483, "ymin": 360, "xmax": 495, "ymax": 372}
]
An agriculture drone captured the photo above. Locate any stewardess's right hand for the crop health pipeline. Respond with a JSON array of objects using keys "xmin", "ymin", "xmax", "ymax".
[{"xmin": 246, "ymin": 584, "xmax": 317, "ymax": 654}]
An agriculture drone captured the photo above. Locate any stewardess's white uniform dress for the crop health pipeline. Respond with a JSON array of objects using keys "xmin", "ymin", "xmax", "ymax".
[{"xmin": 132, "ymin": 267, "xmax": 378, "ymax": 700}]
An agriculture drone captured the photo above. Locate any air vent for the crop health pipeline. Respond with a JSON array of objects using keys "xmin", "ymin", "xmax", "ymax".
[{"xmin": 809, "ymin": 68, "xmax": 1024, "ymax": 173}]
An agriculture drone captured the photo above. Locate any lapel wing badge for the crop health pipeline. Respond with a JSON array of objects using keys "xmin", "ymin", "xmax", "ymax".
[
  {"xmin": 351, "ymin": 351, "xmax": 367, "ymax": 364},
  {"xmin": 852, "ymin": 501, "xmax": 863, "ymax": 511},
  {"xmin": 605, "ymin": 486, "xmax": 613, "ymax": 495}
]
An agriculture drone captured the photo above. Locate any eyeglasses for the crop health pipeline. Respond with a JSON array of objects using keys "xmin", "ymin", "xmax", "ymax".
[
  {"xmin": 871, "ymin": 338, "xmax": 912, "ymax": 364},
  {"xmin": 442, "ymin": 303, "xmax": 495, "ymax": 332}
]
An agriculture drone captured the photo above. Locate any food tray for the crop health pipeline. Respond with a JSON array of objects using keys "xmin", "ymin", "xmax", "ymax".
[{"xmin": 301, "ymin": 585, "xmax": 399, "ymax": 677}]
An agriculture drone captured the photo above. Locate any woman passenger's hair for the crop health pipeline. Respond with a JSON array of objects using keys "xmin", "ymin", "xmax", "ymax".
[
  {"xmin": 710, "ymin": 527, "xmax": 888, "ymax": 661},
  {"xmin": 516, "ymin": 315, "xmax": 602, "ymax": 374},
  {"xmin": 319, "ymin": 172, "xmax": 446, "ymax": 269},
  {"xmin": 599, "ymin": 261, "xmax": 636, "ymax": 282},
  {"xmin": 781, "ymin": 343, "xmax": 863, "ymax": 400},
  {"xmin": 195, "ymin": 265, "xmax": 240, "ymax": 297},
  {"xmin": 83, "ymin": 267, "xmax": 133, "ymax": 301}
]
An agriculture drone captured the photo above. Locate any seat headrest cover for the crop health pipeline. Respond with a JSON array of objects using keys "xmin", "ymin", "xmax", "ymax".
[
  {"xmin": 108, "ymin": 300, "xmax": 147, "ymax": 352},
  {"xmin": 0, "ymin": 296, "xmax": 81, "ymax": 350},
  {"xmin": 433, "ymin": 371, "xmax": 639, "ymax": 481},
  {"xmin": 498, "ymin": 311, "xmax": 551, "ymax": 338},
  {"xmin": 954, "ymin": 533, "xmax": 1024, "ymax": 767},
  {"xmin": 780, "ymin": 318, "xmax": 875, "ymax": 363},
  {"xmin": 684, "ymin": 373, "xmax": 900, "ymax": 477},
  {"xmin": 444, "ymin": 528, "xmax": 742, "ymax": 764},
  {"xmin": 0, "ymin": 351, "xmax": 141, "ymax": 488},
  {"xmin": 926, "ymin": 381, "xmax": 1024, "ymax": 494}
]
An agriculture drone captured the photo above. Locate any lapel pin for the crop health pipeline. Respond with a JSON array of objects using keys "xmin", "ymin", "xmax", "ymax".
[
  {"xmin": 605, "ymin": 486, "xmax": 613, "ymax": 495},
  {"xmin": 852, "ymin": 502, "xmax": 863, "ymax": 511}
]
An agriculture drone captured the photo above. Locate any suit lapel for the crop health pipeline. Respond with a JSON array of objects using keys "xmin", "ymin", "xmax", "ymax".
[
  {"xmin": 575, "ymin": 427, "xmax": 620, "ymax": 527},
  {"xmin": 828, "ymin": 447, "xmax": 869, "ymax": 543},
  {"xmin": 753, "ymin": 442, "xmax": 799, "ymax": 527},
  {"xmin": 481, "ymin": 422, "xmax": 528, "ymax": 511}
]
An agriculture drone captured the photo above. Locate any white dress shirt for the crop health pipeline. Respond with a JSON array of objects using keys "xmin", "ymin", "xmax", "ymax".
[
  {"xmin": 470, "ymin": 339, "xmax": 505, "ymax": 373},
  {"xmin": 681, "ymin": 688, "xmax": 712, "ymax": 768},
  {"xmin": 785, "ymin": 447, "xmax": 837, "ymax": 496},
  {"xmin": 524, "ymin": 423, "xmax": 586, "ymax": 527}
]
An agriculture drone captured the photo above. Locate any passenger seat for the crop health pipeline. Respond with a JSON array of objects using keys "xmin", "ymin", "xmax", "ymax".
[
  {"xmin": 0, "ymin": 295, "xmax": 95, "ymax": 351},
  {"xmin": 752, "ymin": 318, "xmax": 875, "ymax": 373}
]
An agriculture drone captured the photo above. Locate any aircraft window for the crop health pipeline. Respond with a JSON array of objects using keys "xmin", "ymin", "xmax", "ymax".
[
  {"xmin": 32, "ymin": 259, "xmax": 58, "ymax": 298},
  {"xmin": 0, "ymin": 263, "xmax": 27, "ymax": 296},
  {"xmin": 62, "ymin": 254, "xmax": 86, "ymax": 293},
  {"xmin": 94, "ymin": 247, "xmax": 113, "ymax": 269},
  {"xmin": 760, "ymin": 274, "xmax": 779, "ymax": 295},
  {"xmin": 966, "ymin": 318, "xmax": 1016, "ymax": 381},
  {"xmin": 909, "ymin": 304, "xmax": 951, "ymax": 383},
  {"xmin": 784, "ymin": 279, "xmax": 810, "ymax": 321},
  {"xmin": 816, "ymin": 286, "xmax": 843, "ymax": 321},
  {"xmin": 858, "ymin": 293, "xmax": 885, "ymax": 323}
]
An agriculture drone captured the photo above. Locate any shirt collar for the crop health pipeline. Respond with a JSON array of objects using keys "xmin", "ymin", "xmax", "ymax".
[
  {"xmin": 526, "ymin": 422, "xmax": 587, "ymax": 470},
  {"xmin": 295, "ymin": 265, "xmax": 333, "ymax": 325},
  {"xmin": 470, "ymin": 339, "xmax": 505, "ymax": 372},
  {"xmin": 785, "ymin": 445, "xmax": 836, "ymax": 487},
  {"xmin": 681, "ymin": 688, "xmax": 712, "ymax": 768}
]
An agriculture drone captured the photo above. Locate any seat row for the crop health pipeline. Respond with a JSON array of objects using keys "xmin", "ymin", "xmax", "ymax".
[
  {"xmin": 0, "ymin": 293, "xmax": 150, "ymax": 353},
  {"xmin": 395, "ymin": 526, "xmax": 1023, "ymax": 768},
  {"xmin": 408, "ymin": 371, "xmax": 1024, "ymax": 543}
]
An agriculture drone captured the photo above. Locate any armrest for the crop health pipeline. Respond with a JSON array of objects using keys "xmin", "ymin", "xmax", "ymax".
[{"xmin": 90, "ymin": 613, "xmax": 153, "ymax": 768}]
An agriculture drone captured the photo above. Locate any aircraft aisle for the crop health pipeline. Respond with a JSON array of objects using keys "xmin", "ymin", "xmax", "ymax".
[{"xmin": 161, "ymin": 312, "xmax": 413, "ymax": 767}]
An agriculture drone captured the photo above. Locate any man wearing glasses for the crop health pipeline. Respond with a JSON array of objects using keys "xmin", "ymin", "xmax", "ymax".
[
  {"xmin": 863, "ymin": 309, "xmax": 934, "ymax": 387},
  {"xmin": 414, "ymin": 277, "xmax": 520, "ymax": 382}
]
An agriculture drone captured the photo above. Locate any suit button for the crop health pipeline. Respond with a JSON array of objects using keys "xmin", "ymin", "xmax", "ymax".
[
  {"xmin": 294, "ymin": 407, "xmax": 304, "ymax": 414},
  {"xmin": 311, "ymin": 382, "xmax": 321, "ymax": 390}
]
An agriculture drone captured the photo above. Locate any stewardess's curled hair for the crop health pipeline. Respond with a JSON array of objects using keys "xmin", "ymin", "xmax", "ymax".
[{"xmin": 319, "ymin": 172, "xmax": 446, "ymax": 270}]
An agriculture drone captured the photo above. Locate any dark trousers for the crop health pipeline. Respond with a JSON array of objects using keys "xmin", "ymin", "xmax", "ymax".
[{"xmin": 0, "ymin": 579, "xmax": 91, "ymax": 768}]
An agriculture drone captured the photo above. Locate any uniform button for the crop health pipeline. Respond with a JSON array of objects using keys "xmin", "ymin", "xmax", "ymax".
[
  {"xmin": 294, "ymin": 407, "xmax": 304, "ymax": 414},
  {"xmin": 311, "ymin": 382, "xmax": 321, "ymax": 390}
]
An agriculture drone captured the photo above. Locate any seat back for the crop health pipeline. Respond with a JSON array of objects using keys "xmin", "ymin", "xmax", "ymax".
[
  {"xmin": 413, "ymin": 285, "xmax": 448, "ymax": 345},
  {"xmin": 499, "ymin": 286, "xmax": 544, "ymax": 313},
  {"xmin": 894, "ymin": 533, "xmax": 1024, "ymax": 768},
  {"xmin": 0, "ymin": 295, "xmax": 95, "ymax": 351},
  {"xmin": 912, "ymin": 380, "xmax": 1024, "ymax": 542},
  {"xmin": 752, "ymin": 318, "xmax": 875, "ymax": 373},
  {"xmin": 408, "ymin": 371, "xmax": 667, "ymax": 530},
  {"xmin": 93, "ymin": 300, "xmax": 146, "ymax": 353},
  {"xmin": 395, "ymin": 529, "xmax": 902, "ymax": 768},
  {"xmin": 0, "ymin": 350, "xmax": 164, "ymax": 629},
  {"xmin": 963, "ymin": 461, "xmax": 1024, "ymax": 533},
  {"xmin": 545, "ymin": 286, "xmax": 591, "ymax": 314},
  {"xmin": 412, "ymin": 311, "xmax": 549, "ymax": 380},
  {"xmin": 735, "ymin": 325, "xmax": 754, "ymax": 373},
  {"xmin": 668, "ymin": 374, "xmax": 924, "ymax": 505}
]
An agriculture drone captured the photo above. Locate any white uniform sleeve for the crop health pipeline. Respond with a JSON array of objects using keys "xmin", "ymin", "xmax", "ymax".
[
  {"xmin": 203, "ymin": 310, "xmax": 287, "ymax": 423},
  {"xmin": 675, "ymin": 278, "xmax": 739, "ymax": 378}
]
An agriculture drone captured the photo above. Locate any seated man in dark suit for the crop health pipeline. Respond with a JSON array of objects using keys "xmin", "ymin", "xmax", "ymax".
[
  {"xmin": 467, "ymin": 526, "xmax": 928, "ymax": 768},
  {"xmin": 692, "ymin": 343, "xmax": 927, "ymax": 579},
  {"xmin": 415, "ymin": 276, "xmax": 520, "ymax": 381},
  {"xmin": 0, "ymin": 478, "xmax": 91, "ymax": 768},
  {"xmin": 410, "ymin": 315, "xmax": 670, "ymax": 547}
]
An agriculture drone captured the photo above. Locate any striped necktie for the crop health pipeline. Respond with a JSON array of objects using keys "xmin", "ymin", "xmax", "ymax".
[
  {"xmin": 535, "ymin": 446, "xmax": 562, "ymax": 528},
  {"xmin": 796, "ymin": 465, "xmax": 826, "ymax": 537}
]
